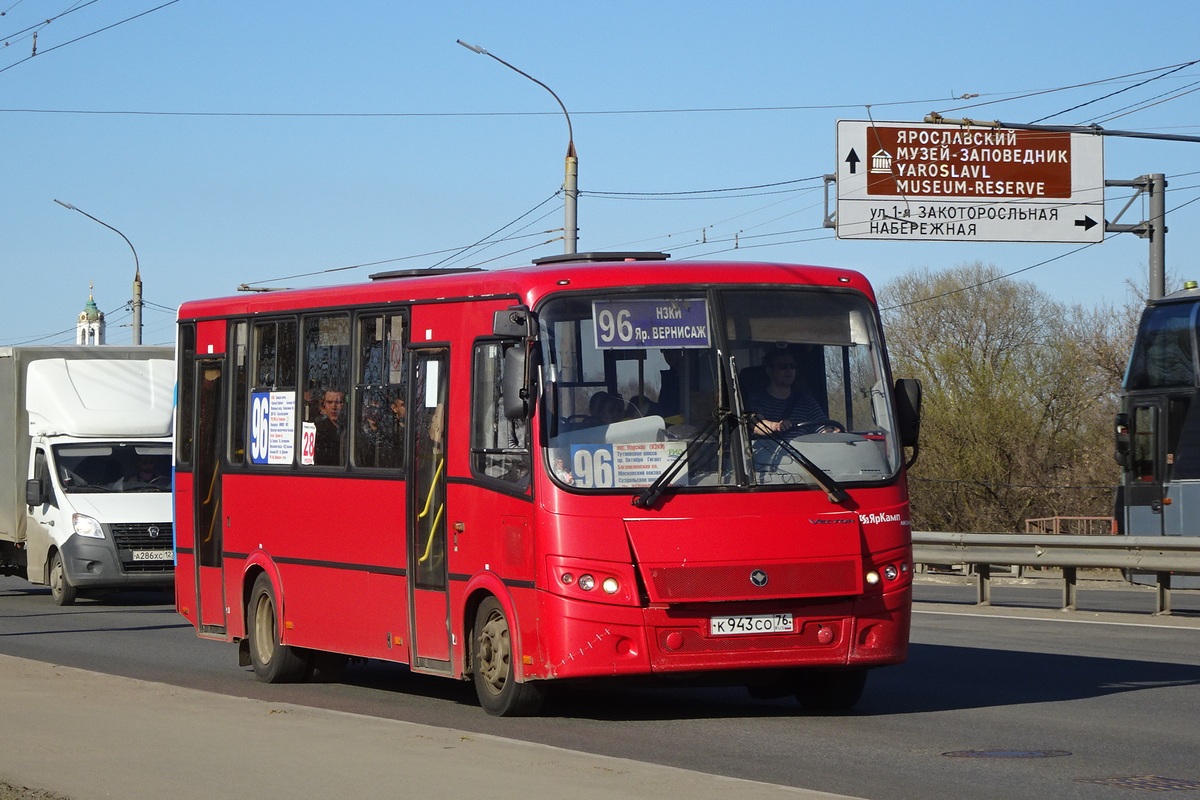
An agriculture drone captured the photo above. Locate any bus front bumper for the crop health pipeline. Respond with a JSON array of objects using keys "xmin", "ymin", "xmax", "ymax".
[{"xmin": 532, "ymin": 585, "xmax": 910, "ymax": 680}]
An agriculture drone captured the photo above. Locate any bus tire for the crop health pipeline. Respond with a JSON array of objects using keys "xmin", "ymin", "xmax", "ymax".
[
  {"xmin": 472, "ymin": 596, "xmax": 545, "ymax": 716},
  {"xmin": 49, "ymin": 551, "xmax": 77, "ymax": 607},
  {"xmin": 247, "ymin": 573, "xmax": 309, "ymax": 683},
  {"xmin": 794, "ymin": 668, "xmax": 868, "ymax": 712}
]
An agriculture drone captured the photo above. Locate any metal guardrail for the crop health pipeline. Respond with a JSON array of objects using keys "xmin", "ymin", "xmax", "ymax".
[{"xmin": 911, "ymin": 531, "xmax": 1200, "ymax": 615}]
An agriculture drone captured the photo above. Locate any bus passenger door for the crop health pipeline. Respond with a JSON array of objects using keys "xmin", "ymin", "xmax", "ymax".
[
  {"xmin": 193, "ymin": 359, "xmax": 228, "ymax": 633},
  {"xmin": 407, "ymin": 348, "xmax": 453, "ymax": 673},
  {"xmin": 1125, "ymin": 402, "xmax": 1165, "ymax": 536}
]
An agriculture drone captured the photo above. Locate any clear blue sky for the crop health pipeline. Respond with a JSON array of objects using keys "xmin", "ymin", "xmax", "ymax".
[{"xmin": 2, "ymin": 0, "xmax": 1198, "ymax": 346}]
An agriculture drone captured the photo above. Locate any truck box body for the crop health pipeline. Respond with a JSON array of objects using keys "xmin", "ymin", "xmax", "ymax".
[{"xmin": 0, "ymin": 345, "xmax": 174, "ymax": 603}]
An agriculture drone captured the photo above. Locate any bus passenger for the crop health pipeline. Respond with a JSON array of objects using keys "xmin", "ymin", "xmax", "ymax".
[
  {"xmin": 314, "ymin": 388, "xmax": 346, "ymax": 466},
  {"xmin": 358, "ymin": 389, "xmax": 406, "ymax": 468},
  {"xmin": 588, "ymin": 391, "xmax": 625, "ymax": 426},
  {"xmin": 627, "ymin": 394, "xmax": 654, "ymax": 418}
]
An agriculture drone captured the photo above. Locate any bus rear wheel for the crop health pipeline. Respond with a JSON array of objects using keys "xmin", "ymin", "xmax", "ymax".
[
  {"xmin": 794, "ymin": 668, "xmax": 868, "ymax": 712},
  {"xmin": 472, "ymin": 597, "xmax": 545, "ymax": 716},
  {"xmin": 247, "ymin": 573, "xmax": 309, "ymax": 683}
]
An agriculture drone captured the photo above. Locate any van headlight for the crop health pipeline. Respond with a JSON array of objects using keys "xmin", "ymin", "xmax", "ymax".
[{"xmin": 71, "ymin": 514, "xmax": 104, "ymax": 539}]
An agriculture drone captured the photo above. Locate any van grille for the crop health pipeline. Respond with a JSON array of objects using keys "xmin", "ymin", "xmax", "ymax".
[{"xmin": 111, "ymin": 522, "xmax": 174, "ymax": 573}]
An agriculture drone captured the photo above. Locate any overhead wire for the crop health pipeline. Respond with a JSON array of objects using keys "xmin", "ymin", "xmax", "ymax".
[
  {"xmin": 239, "ymin": 193, "xmax": 563, "ymax": 288},
  {"xmin": 1091, "ymin": 81, "xmax": 1200, "ymax": 126},
  {"xmin": 236, "ymin": 229, "xmax": 556, "ymax": 288},
  {"xmin": 427, "ymin": 191, "xmax": 561, "ymax": 270},
  {"xmin": 1030, "ymin": 58, "xmax": 1200, "ymax": 124},
  {"xmin": 585, "ymin": 176, "xmax": 825, "ymax": 198},
  {"xmin": 931, "ymin": 58, "xmax": 1200, "ymax": 117},
  {"xmin": 2, "ymin": 303, "xmax": 129, "ymax": 346},
  {"xmin": 0, "ymin": 0, "xmax": 98, "ymax": 48},
  {"xmin": 878, "ymin": 243, "xmax": 1104, "ymax": 313},
  {"xmin": 1, "ymin": 0, "xmax": 31, "ymax": 17},
  {"xmin": 0, "ymin": 0, "xmax": 182, "ymax": 76},
  {"xmin": 874, "ymin": 180, "xmax": 1200, "ymax": 313},
  {"xmin": 1083, "ymin": 75, "xmax": 1200, "ymax": 125},
  {"xmin": 0, "ymin": 96, "xmax": 976, "ymax": 119}
]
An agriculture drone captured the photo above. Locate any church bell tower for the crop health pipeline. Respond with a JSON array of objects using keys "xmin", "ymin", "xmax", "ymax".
[{"xmin": 76, "ymin": 283, "xmax": 106, "ymax": 345}]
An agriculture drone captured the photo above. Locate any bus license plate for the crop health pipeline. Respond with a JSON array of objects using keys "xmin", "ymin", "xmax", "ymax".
[
  {"xmin": 131, "ymin": 549, "xmax": 173, "ymax": 562},
  {"xmin": 710, "ymin": 613, "xmax": 793, "ymax": 636}
]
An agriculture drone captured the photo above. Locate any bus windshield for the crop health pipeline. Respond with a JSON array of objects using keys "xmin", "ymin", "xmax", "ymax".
[
  {"xmin": 538, "ymin": 287, "xmax": 902, "ymax": 492},
  {"xmin": 1125, "ymin": 301, "xmax": 1197, "ymax": 390}
]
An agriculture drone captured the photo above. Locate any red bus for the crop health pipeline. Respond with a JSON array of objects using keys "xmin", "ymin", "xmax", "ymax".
[{"xmin": 174, "ymin": 252, "xmax": 921, "ymax": 715}]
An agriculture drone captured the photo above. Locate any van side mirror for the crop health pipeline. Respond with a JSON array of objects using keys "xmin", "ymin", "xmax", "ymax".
[
  {"xmin": 502, "ymin": 346, "xmax": 530, "ymax": 420},
  {"xmin": 894, "ymin": 378, "xmax": 922, "ymax": 468},
  {"xmin": 26, "ymin": 477, "xmax": 47, "ymax": 508},
  {"xmin": 1114, "ymin": 412, "xmax": 1131, "ymax": 467}
]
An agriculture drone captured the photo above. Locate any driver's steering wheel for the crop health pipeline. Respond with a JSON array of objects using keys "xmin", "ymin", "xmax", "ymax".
[{"xmin": 788, "ymin": 420, "xmax": 845, "ymax": 435}]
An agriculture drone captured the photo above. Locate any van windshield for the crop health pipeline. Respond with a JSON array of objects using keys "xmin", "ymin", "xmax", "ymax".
[
  {"xmin": 54, "ymin": 444, "xmax": 172, "ymax": 493},
  {"xmin": 537, "ymin": 287, "xmax": 902, "ymax": 493}
]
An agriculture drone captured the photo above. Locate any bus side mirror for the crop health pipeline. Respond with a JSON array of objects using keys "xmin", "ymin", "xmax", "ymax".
[
  {"xmin": 493, "ymin": 306, "xmax": 532, "ymax": 338},
  {"xmin": 1114, "ymin": 412, "xmax": 1131, "ymax": 467},
  {"xmin": 502, "ymin": 346, "xmax": 531, "ymax": 420},
  {"xmin": 894, "ymin": 378, "xmax": 922, "ymax": 448}
]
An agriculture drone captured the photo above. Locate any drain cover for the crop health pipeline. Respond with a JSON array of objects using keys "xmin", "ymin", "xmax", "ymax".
[
  {"xmin": 943, "ymin": 749, "xmax": 1072, "ymax": 759},
  {"xmin": 1076, "ymin": 776, "xmax": 1200, "ymax": 792}
]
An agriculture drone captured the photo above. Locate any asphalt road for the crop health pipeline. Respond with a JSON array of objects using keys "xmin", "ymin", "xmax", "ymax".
[{"xmin": 1, "ymin": 574, "xmax": 1198, "ymax": 800}]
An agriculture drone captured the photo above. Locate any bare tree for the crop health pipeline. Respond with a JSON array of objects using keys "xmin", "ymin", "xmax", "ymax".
[{"xmin": 881, "ymin": 263, "xmax": 1139, "ymax": 532}]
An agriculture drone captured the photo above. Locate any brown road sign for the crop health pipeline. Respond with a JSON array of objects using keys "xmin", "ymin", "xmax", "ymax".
[{"xmin": 835, "ymin": 120, "xmax": 1104, "ymax": 243}]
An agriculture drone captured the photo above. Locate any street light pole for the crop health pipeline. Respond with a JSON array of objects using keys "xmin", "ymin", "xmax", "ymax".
[
  {"xmin": 54, "ymin": 199, "xmax": 142, "ymax": 345},
  {"xmin": 457, "ymin": 39, "xmax": 578, "ymax": 254}
]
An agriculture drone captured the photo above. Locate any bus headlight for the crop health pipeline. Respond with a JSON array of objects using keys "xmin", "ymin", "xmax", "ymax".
[
  {"xmin": 547, "ymin": 555, "xmax": 638, "ymax": 606},
  {"xmin": 72, "ymin": 513, "xmax": 104, "ymax": 539}
]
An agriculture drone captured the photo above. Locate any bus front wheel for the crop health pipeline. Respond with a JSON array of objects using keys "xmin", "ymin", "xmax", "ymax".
[
  {"xmin": 247, "ymin": 573, "xmax": 309, "ymax": 683},
  {"xmin": 472, "ymin": 597, "xmax": 545, "ymax": 716}
]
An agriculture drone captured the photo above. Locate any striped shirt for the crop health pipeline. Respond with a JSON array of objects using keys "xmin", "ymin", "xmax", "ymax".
[{"xmin": 746, "ymin": 390, "xmax": 826, "ymax": 426}]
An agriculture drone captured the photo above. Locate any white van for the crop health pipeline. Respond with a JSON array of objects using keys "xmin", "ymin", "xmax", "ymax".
[{"xmin": 1, "ymin": 346, "xmax": 174, "ymax": 604}]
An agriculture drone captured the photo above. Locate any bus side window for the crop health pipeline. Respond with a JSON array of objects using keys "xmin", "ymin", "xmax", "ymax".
[
  {"xmin": 229, "ymin": 321, "xmax": 249, "ymax": 465},
  {"xmin": 303, "ymin": 313, "xmax": 351, "ymax": 468},
  {"xmin": 249, "ymin": 319, "xmax": 298, "ymax": 466},
  {"xmin": 177, "ymin": 322, "xmax": 197, "ymax": 466},
  {"xmin": 472, "ymin": 341, "xmax": 531, "ymax": 489},
  {"xmin": 353, "ymin": 312, "xmax": 407, "ymax": 470}
]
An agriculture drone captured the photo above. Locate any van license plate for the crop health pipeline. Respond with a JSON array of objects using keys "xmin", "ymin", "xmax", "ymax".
[
  {"xmin": 131, "ymin": 549, "xmax": 173, "ymax": 561},
  {"xmin": 710, "ymin": 613, "xmax": 793, "ymax": 636}
]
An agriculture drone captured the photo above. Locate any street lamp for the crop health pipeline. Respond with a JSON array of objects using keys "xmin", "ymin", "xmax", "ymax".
[
  {"xmin": 54, "ymin": 199, "xmax": 143, "ymax": 345},
  {"xmin": 457, "ymin": 39, "xmax": 578, "ymax": 254}
]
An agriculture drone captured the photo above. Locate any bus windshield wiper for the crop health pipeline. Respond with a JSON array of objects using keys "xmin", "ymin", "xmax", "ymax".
[
  {"xmin": 632, "ymin": 411, "xmax": 729, "ymax": 509},
  {"xmin": 748, "ymin": 414, "xmax": 850, "ymax": 504}
]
